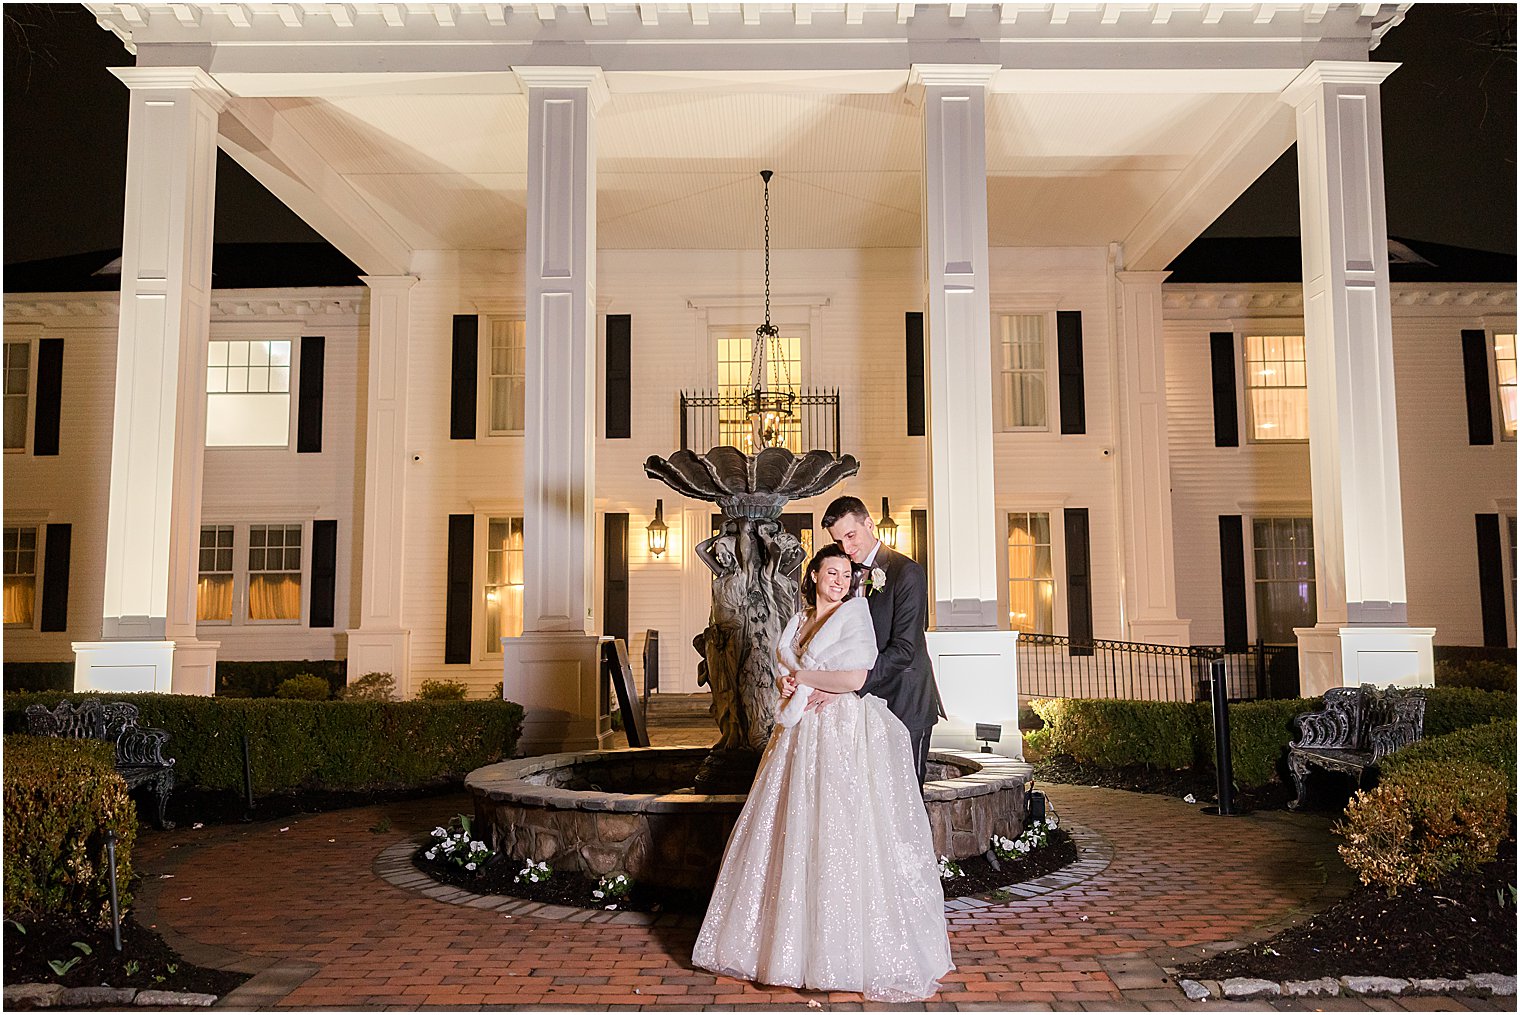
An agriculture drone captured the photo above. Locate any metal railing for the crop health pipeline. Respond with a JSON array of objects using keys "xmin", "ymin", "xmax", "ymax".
[
  {"xmin": 1017, "ymin": 634, "xmax": 1299, "ymax": 703},
  {"xmin": 679, "ymin": 389, "xmax": 841, "ymax": 455}
]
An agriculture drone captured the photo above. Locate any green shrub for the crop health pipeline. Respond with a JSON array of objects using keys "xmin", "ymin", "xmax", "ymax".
[
  {"xmin": 1422, "ymin": 687, "xmax": 1517, "ymax": 738},
  {"xmin": 338, "ymin": 672, "xmax": 395, "ymax": 702},
  {"xmin": 2, "ymin": 694, "xmax": 526, "ymax": 796},
  {"xmin": 1029, "ymin": 698, "xmax": 1199, "ymax": 770},
  {"xmin": 275, "ymin": 673, "xmax": 331, "ymax": 700},
  {"xmin": 1382, "ymin": 719, "xmax": 1517, "ymax": 812},
  {"xmin": 216, "ymin": 660, "xmax": 345, "ymax": 699},
  {"xmin": 490, "ymin": 681, "xmax": 503, "ymax": 700},
  {"xmin": 1195, "ymin": 698, "xmax": 1314, "ymax": 788},
  {"xmin": 416, "ymin": 679, "xmax": 468, "ymax": 701},
  {"xmin": 1335, "ymin": 759, "xmax": 1509, "ymax": 893},
  {"xmin": 1434, "ymin": 658, "xmax": 1517, "ymax": 693},
  {"xmin": 3, "ymin": 736, "xmax": 137, "ymax": 925},
  {"xmin": 2, "ymin": 662, "xmax": 74, "ymax": 694}
]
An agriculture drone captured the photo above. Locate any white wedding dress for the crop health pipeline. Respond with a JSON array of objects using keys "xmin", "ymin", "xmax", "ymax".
[{"xmin": 692, "ymin": 597, "xmax": 954, "ymax": 1002}]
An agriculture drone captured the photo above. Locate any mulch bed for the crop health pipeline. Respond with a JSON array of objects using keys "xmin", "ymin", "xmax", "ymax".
[
  {"xmin": 415, "ymin": 828, "xmax": 1080, "ymax": 914},
  {"xmin": 1176, "ymin": 837, "xmax": 1518, "ymax": 981},
  {"xmin": 2, "ymin": 914, "xmax": 248, "ymax": 998},
  {"xmin": 1034, "ymin": 753, "xmax": 1297, "ymax": 812}
]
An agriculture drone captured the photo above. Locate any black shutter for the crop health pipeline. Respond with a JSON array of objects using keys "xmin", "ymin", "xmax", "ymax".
[
  {"xmin": 603, "ymin": 513, "xmax": 629, "ymax": 643},
  {"xmin": 1219, "ymin": 515, "xmax": 1249, "ymax": 651},
  {"xmin": 309, "ymin": 519, "xmax": 337, "ymax": 628},
  {"xmin": 1475, "ymin": 513, "xmax": 1508, "ymax": 647},
  {"xmin": 606, "ymin": 315, "xmax": 631, "ymax": 439},
  {"xmin": 910, "ymin": 508, "xmax": 928, "ymax": 570},
  {"xmin": 39, "ymin": 523, "xmax": 70, "ymax": 632},
  {"xmin": 1461, "ymin": 329, "xmax": 1495, "ymax": 446},
  {"xmin": 296, "ymin": 336, "xmax": 325, "ymax": 453},
  {"xmin": 1210, "ymin": 332, "xmax": 1240, "ymax": 448},
  {"xmin": 1064, "ymin": 508, "xmax": 1093, "ymax": 654},
  {"xmin": 1056, "ymin": 310, "xmax": 1086, "ymax": 435},
  {"xmin": 444, "ymin": 514, "xmax": 473, "ymax": 663},
  {"xmin": 32, "ymin": 339, "xmax": 63, "ymax": 456},
  {"xmin": 450, "ymin": 315, "xmax": 478, "ymax": 441},
  {"xmin": 905, "ymin": 312, "xmax": 925, "ymax": 437}
]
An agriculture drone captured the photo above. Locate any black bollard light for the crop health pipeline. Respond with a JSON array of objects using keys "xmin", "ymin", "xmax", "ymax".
[
  {"xmin": 241, "ymin": 734, "xmax": 255, "ymax": 820},
  {"xmin": 105, "ymin": 830, "xmax": 122, "ymax": 952},
  {"xmin": 1203, "ymin": 659, "xmax": 1244, "ymax": 816}
]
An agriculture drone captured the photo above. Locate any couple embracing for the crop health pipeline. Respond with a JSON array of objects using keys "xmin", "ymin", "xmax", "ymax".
[{"xmin": 692, "ymin": 496, "xmax": 953, "ymax": 1002}]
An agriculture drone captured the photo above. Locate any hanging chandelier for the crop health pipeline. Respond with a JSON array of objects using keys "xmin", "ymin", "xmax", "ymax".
[{"xmin": 743, "ymin": 169, "xmax": 795, "ymax": 451}]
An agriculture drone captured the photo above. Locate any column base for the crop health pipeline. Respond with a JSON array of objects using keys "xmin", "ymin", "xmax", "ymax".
[
  {"xmin": 1295, "ymin": 624, "xmax": 1436, "ymax": 696},
  {"xmin": 925, "ymin": 629, "xmax": 1022, "ymax": 758},
  {"xmin": 503, "ymin": 631, "xmax": 614, "ymax": 756},
  {"xmin": 171, "ymin": 639, "xmax": 220, "ymax": 695},
  {"xmin": 1126, "ymin": 619, "xmax": 1192, "ymax": 647},
  {"xmin": 346, "ymin": 628, "xmax": 410, "ymax": 695},
  {"xmin": 73, "ymin": 641, "xmax": 169, "ymax": 694}
]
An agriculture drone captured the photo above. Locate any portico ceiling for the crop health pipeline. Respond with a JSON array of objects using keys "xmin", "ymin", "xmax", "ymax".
[{"xmin": 89, "ymin": 2, "xmax": 1410, "ymax": 272}]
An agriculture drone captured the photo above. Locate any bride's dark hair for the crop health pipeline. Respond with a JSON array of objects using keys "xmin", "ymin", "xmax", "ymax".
[{"xmin": 800, "ymin": 544, "xmax": 859, "ymax": 608}]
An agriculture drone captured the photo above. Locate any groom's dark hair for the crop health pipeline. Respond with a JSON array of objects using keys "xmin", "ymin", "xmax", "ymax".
[
  {"xmin": 801, "ymin": 544, "xmax": 857, "ymax": 607},
  {"xmin": 822, "ymin": 495, "xmax": 871, "ymax": 530}
]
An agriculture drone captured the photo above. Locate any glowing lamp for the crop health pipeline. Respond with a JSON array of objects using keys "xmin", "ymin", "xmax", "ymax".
[{"xmin": 647, "ymin": 499, "xmax": 669, "ymax": 558}]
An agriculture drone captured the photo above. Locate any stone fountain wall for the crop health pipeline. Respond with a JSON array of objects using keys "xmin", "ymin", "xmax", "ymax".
[{"xmin": 468, "ymin": 748, "xmax": 1034, "ymax": 891}]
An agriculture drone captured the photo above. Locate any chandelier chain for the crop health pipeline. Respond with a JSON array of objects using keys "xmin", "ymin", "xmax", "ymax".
[{"xmin": 763, "ymin": 175, "xmax": 771, "ymax": 329}]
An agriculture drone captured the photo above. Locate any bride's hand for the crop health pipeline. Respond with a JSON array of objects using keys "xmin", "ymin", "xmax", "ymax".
[{"xmin": 777, "ymin": 673, "xmax": 798, "ymax": 699}]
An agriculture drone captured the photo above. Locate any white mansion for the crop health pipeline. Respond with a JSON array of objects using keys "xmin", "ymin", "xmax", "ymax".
[{"xmin": 4, "ymin": 3, "xmax": 1515, "ymax": 754}]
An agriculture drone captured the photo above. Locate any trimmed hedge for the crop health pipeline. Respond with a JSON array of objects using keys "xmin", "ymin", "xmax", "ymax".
[
  {"xmin": 3, "ymin": 735, "xmax": 137, "ymax": 925},
  {"xmin": 3, "ymin": 661, "xmax": 74, "ymax": 694},
  {"xmin": 1029, "ymin": 687, "xmax": 1518, "ymax": 790},
  {"xmin": 3, "ymin": 694, "xmax": 525, "ymax": 795},
  {"xmin": 215, "ymin": 660, "xmax": 346, "ymax": 699},
  {"xmin": 1434, "ymin": 657, "xmax": 1516, "ymax": 693}
]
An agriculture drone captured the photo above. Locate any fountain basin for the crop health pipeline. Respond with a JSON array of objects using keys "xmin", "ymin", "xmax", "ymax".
[{"xmin": 467, "ymin": 746, "xmax": 1035, "ymax": 891}]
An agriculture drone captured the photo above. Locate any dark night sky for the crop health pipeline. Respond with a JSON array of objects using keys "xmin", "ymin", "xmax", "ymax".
[{"xmin": 3, "ymin": 3, "xmax": 1515, "ymax": 267}]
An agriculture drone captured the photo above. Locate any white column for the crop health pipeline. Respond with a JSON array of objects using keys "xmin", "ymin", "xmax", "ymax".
[
  {"xmin": 1113, "ymin": 269, "xmax": 1191, "ymax": 645},
  {"xmin": 75, "ymin": 68, "xmax": 226, "ymax": 696},
  {"xmin": 912, "ymin": 64, "xmax": 1020, "ymax": 757},
  {"xmin": 1283, "ymin": 61, "xmax": 1433, "ymax": 694},
  {"xmin": 347, "ymin": 275, "xmax": 418, "ymax": 693},
  {"xmin": 503, "ymin": 67, "xmax": 611, "ymax": 753}
]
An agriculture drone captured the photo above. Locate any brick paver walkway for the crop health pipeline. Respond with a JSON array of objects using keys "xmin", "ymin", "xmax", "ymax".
[{"xmin": 130, "ymin": 782, "xmax": 1511, "ymax": 1012}]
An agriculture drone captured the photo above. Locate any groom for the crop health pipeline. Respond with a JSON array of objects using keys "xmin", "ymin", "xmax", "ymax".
[{"xmin": 811, "ymin": 495, "xmax": 944, "ymax": 786}]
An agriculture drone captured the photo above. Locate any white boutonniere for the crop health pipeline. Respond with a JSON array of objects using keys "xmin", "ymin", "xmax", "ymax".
[{"xmin": 864, "ymin": 566, "xmax": 888, "ymax": 595}]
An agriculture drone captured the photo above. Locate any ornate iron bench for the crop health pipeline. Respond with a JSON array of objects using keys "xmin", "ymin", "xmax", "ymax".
[
  {"xmin": 25, "ymin": 698, "xmax": 176, "ymax": 829},
  {"xmin": 1287, "ymin": 684, "xmax": 1426, "ymax": 810}
]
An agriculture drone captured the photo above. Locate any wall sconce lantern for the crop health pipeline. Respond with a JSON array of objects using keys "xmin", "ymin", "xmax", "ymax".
[
  {"xmin": 647, "ymin": 499, "xmax": 669, "ymax": 558},
  {"xmin": 877, "ymin": 497, "xmax": 898, "ymax": 550}
]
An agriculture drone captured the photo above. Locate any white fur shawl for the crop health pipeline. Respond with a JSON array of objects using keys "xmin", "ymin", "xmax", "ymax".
[{"xmin": 774, "ymin": 598, "xmax": 879, "ymax": 726}]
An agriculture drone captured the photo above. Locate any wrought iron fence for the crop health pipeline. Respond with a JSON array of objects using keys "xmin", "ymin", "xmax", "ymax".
[
  {"xmin": 1017, "ymin": 634, "xmax": 1299, "ymax": 703},
  {"xmin": 679, "ymin": 389, "xmax": 841, "ymax": 455}
]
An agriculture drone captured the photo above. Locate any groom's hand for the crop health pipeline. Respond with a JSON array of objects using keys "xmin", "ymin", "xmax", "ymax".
[{"xmin": 805, "ymin": 688, "xmax": 839, "ymax": 712}]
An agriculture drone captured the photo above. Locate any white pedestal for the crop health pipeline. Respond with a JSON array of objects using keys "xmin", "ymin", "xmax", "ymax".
[
  {"xmin": 347, "ymin": 629, "xmax": 411, "ymax": 695},
  {"xmin": 502, "ymin": 631, "xmax": 613, "ymax": 755},
  {"xmin": 925, "ymin": 629, "xmax": 1021, "ymax": 758},
  {"xmin": 1295, "ymin": 623, "xmax": 1435, "ymax": 696},
  {"xmin": 74, "ymin": 641, "xmax": 176, "ymax": 694},
  {"xmin": 1127, "ymin": 619, "xmax": 1192, "ymax": 647},
  {"xmin": 171, "ymin": 639, "xmax": 220, "ymax": 695}
]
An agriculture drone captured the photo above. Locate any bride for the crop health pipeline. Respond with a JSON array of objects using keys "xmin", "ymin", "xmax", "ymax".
[{"xmin": 692, "ymin": 545, "xmax": 954, "ymax": 1002}]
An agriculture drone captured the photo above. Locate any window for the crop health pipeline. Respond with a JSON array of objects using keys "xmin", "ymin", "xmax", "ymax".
[
  {"xmin": 1006, "ymin": 512, "xmax": 1054, "ymax": 633},
  {"xmin": 1252, "ymin": 517, "xmax": 1316, "ymax": 643},
  {"xmin": 4, "ymin": 341, "xmax": 30, "ymax": 450},
  {"xmin": 484, "ymin": 516, "xmax": 524, "ymax": 652},
  {"xmin": 3, "ymin": 526, "xmax": 36, "ymax": 627},
  {"xmin": 487, "ymin": 318, "xmax": 526, "ymax": 435},
  {"xmin": 206, "ymin": 339, "xmax": 292, "ymax": 447},
  {"xmin": 1244, "ymin": 334, "xmax": 1309, "ymax": 440},
  {"xmin": 999, "ymin": 315, "xmax": 1047, "ymax": 430},
  {"xmin": 248, "ymin": 523, "xmax": 302, "ymax": 621},
  {"xmin": 197, "ymin": 525, "xmax": 235, "ymax": 622},
  {"xmin": 1494, "ymin": 333, "xmax": 1516, "ymax": 440},
  {"xmin": 715, "ymin": 330, "xmax": 802, "ymax": 452}
]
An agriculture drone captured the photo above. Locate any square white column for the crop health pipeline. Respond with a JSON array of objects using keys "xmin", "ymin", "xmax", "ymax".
[
  {"xmin": 1284, "ymin": 61, "xmax": 1433, "ymax": 693},
  {"xmin": 1114, "ymin": 268, "xmax": 1190, "ymax": 645},
  {"xmin": 347, "ymin": 275, "xmax": 418, "ymax": 694},
  {"xmin": 913, "ymin": 64, "xmax": 1021, "ymax": 757},
  {"xmin": 82, "ymin": 68, "xmax": 228, "ymax": 696},
  {"xmin": 504, "ymin": 66, "xmax": 611, "ymax": 754}
]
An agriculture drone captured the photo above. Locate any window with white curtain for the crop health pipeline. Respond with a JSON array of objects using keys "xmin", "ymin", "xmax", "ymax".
[
  {"xmin": 1252, "ymin": 517, "xmax": 1316, "ymax": 643},
  {"xmin": 248, "ymin": 523, "xmax": 302, "ymax": 622},
  {"xmin": 3, "ymin": 526, "xmax": 37, "ymax": 627},
  {"xmin": 197, "ymin": 525, "xmax": 235, "ymax": 622},
  {"xmin": 1244, "ymin": 334, "xmax": 1309, "ymax": 441},
  {"xmin": 1006, "ymin": 511, "xmax": 1054, "ymax": 633},
  {"xmin": 487, "ymin": 318, "xmax": 526, "ymax": 435},
  {"xmin": 206, "ymin": 339, "xmax": 292, "ymax": 447},
  {"xmin": 1493, "ymin": 333, "xmax": 1516, "ymax": 440},
  {"xmin": 999, "ymin": 315, "xmax": 1047, "ymax": 430},
  {"xmin": 713, "ymin": 329, "xmax": 804, "ymax": 453},
  {"xmin": 484, "ymin": 516, "xmax": 525, "ymax": 653},
  {"xmin": 4, "ymin": 342, "xmax": 30, "ymax": 451}
]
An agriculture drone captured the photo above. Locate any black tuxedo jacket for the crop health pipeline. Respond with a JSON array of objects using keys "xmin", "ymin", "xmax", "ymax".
[{"xmin": 854, "ymin": 544, "xmax": 944, "ymax": 732}]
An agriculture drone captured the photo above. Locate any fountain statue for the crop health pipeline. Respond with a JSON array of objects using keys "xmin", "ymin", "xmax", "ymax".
[{"xmin": 644, "ymin": 445, "xmax": 858, "ymax": 792}]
